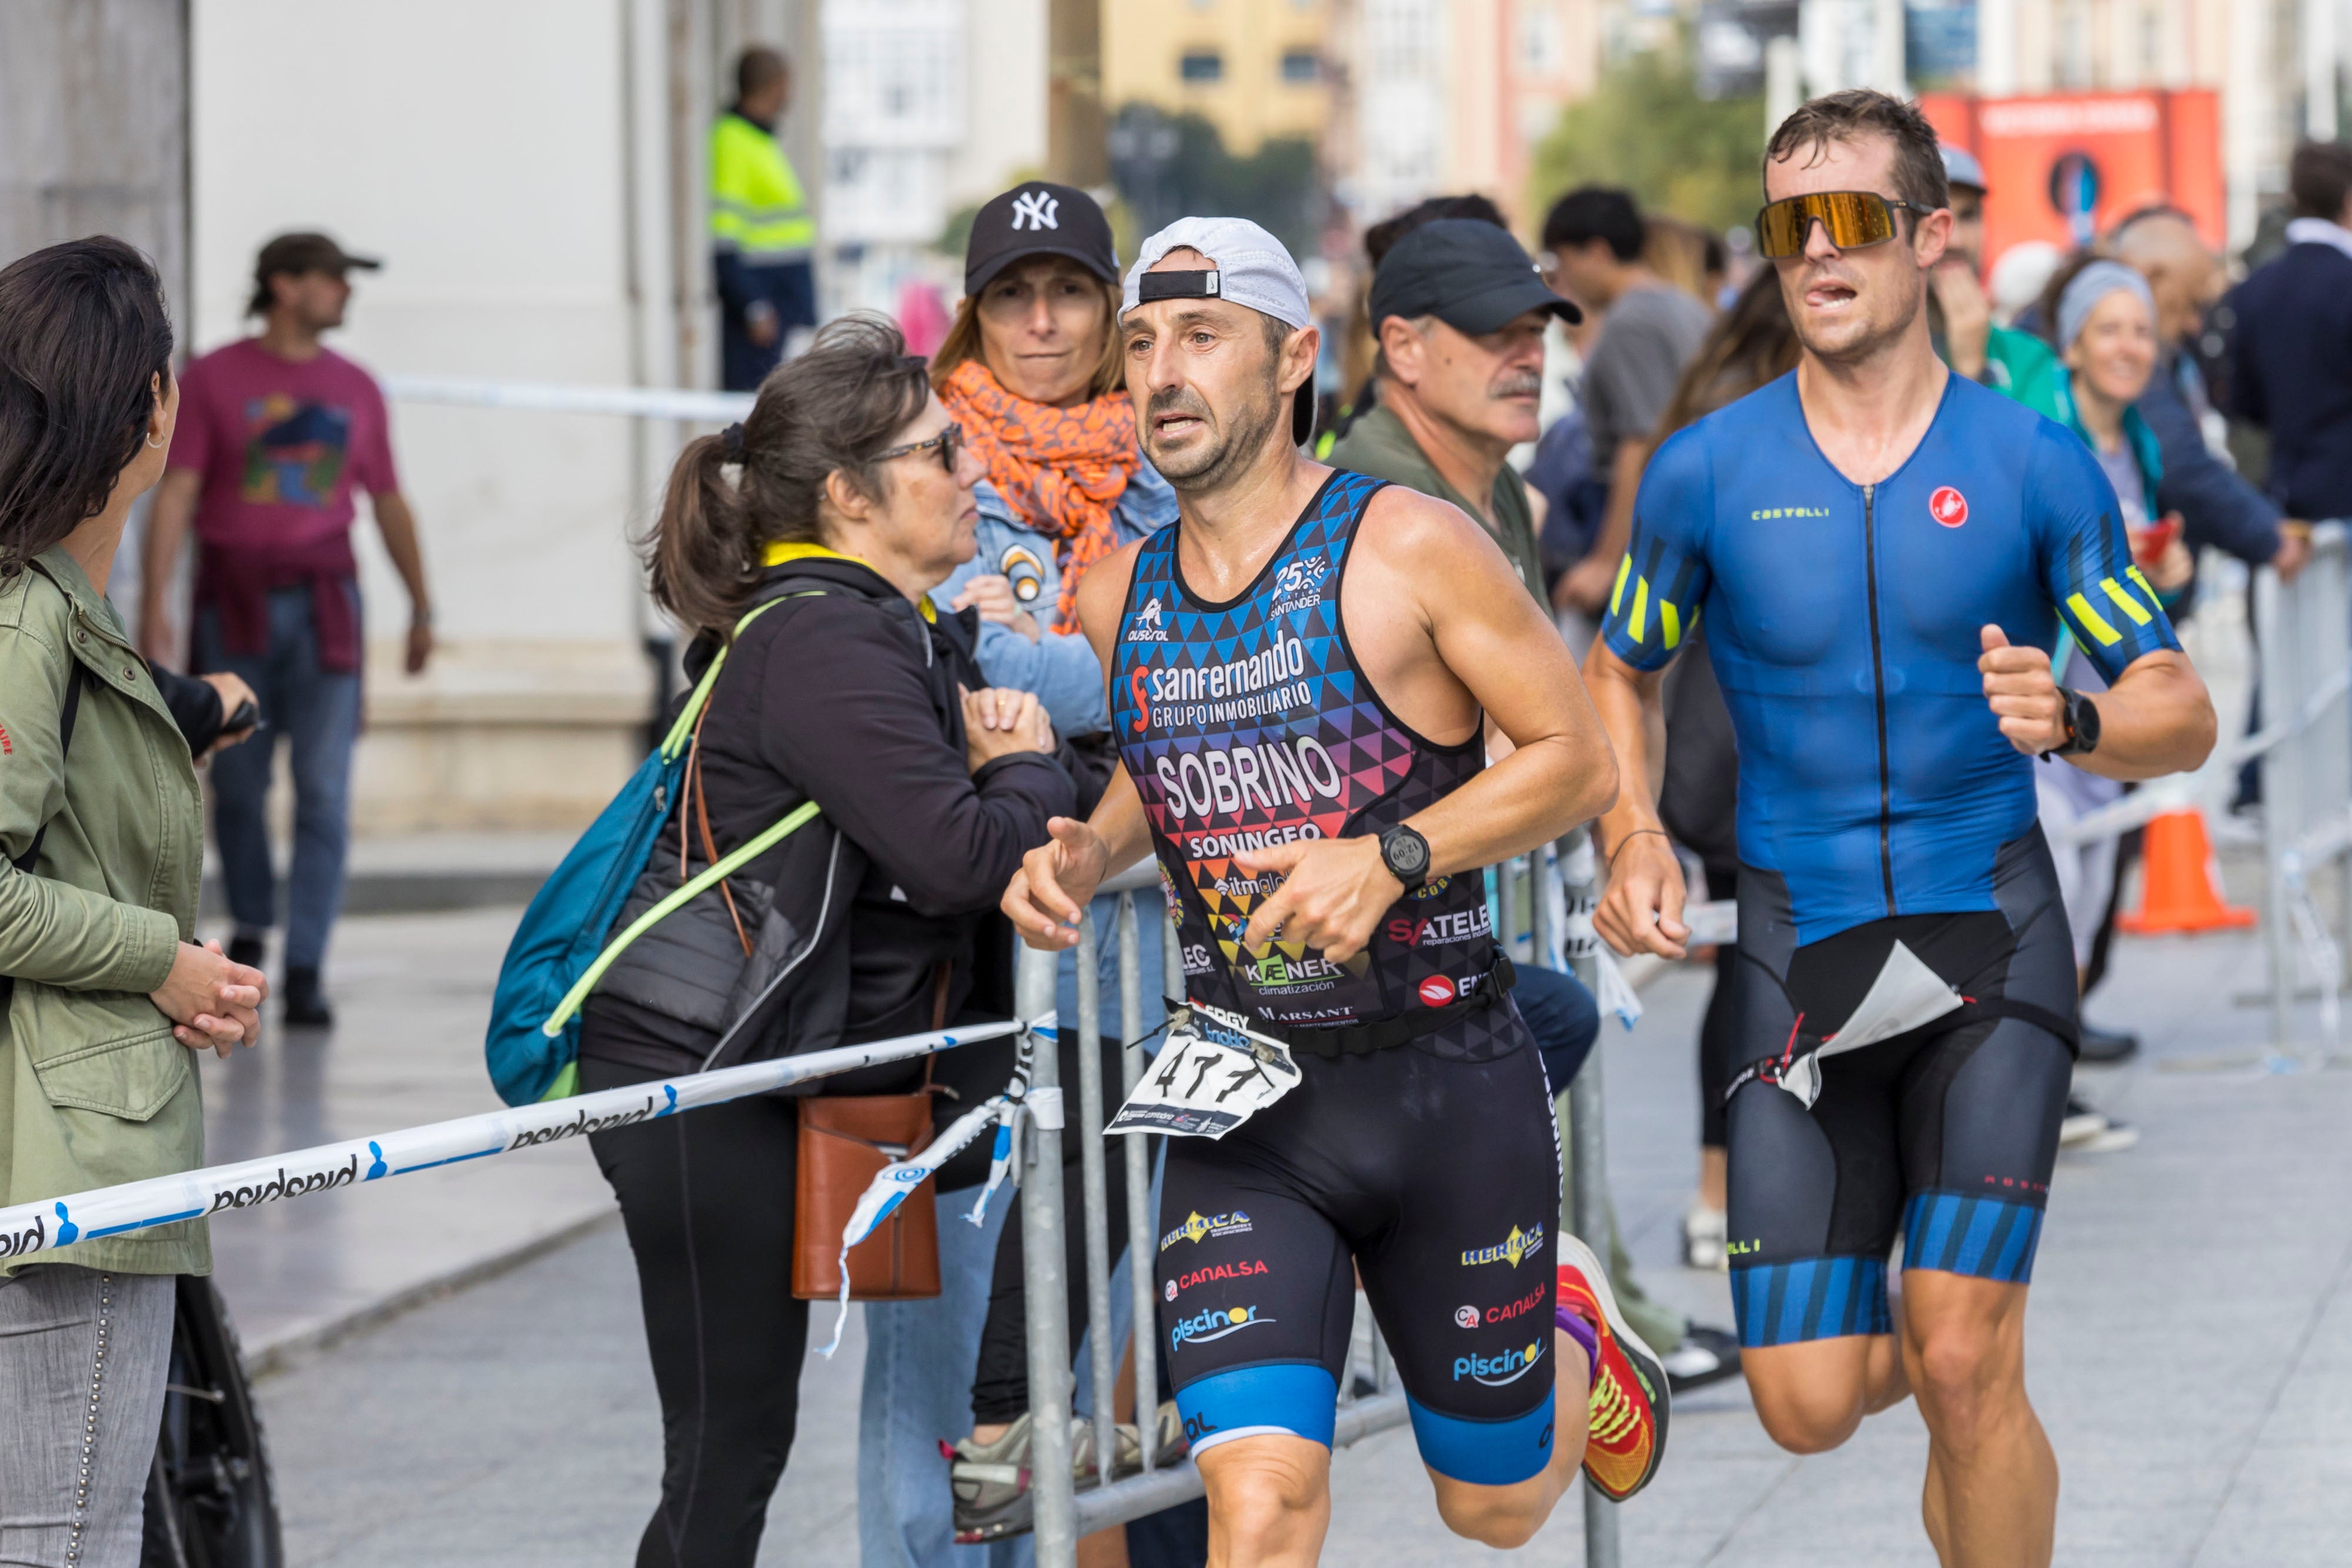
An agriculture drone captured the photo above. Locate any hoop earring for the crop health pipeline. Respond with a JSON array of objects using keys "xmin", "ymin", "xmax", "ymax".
[{"xmin": 145, "ymin": 434, "xmax": 165, "ymax": 449}]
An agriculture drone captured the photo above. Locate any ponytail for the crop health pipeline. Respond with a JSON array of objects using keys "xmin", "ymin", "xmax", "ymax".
[
  {"xmin": 640, "ymin": 313, "xmax": 931, "ymax": 639},
  {"xmin": 646, "ymin": 433, "xmax": 759, "ymax": 637}
]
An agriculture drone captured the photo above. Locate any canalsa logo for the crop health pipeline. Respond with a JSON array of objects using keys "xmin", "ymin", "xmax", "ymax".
[{"xmin": 1171, "ymin": 1304, "xmax": 1274, "ymax": 1351}]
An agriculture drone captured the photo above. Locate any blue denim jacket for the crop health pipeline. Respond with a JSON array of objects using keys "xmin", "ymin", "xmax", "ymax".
[{"xmin": 928, "ymin": 460, "xmax": 1179, "ymax": 737}]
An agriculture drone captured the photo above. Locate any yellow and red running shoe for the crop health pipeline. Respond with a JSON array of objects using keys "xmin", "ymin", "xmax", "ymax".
[{"xmin": 1556, "ymin": 1233, "xmax": 1669, "ymax": 1500}]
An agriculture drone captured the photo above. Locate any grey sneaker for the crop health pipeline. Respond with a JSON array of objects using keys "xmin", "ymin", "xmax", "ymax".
[
  {"xmin": 947, "ymin": 1412, "xmax": 1096, "ymax": 1544},
  {"xmin": 1111, "ymin": 1399, "xmax": 1190, "ymax": 1476}
]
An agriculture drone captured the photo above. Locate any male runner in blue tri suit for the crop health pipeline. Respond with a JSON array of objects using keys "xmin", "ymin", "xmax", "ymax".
[
  {"xmin": 1583, "ymin": 91, "xmax": 2216, "ymax": 1568},
  {"xmin": 1001, "ymin": 217, "xmax": 1662, "ymax": 1565}
]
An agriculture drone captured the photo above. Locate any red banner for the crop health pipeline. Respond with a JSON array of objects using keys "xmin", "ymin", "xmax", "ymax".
[{"xmin": 1919, "ymin": 89, "xmax": 2224, "ymax": 272}]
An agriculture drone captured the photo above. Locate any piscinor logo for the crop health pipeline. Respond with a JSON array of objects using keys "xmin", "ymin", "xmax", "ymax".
[
  {"xmin": 1161, "ymin": 1209, "xmax": 1254, "ymax": 1251},
  {"xmin": 1454, "ymin": 1340, "xmax": 1545, "ymax": 1386},
  {"xmin": 1461, "ymin": 1222, "xmax": 1545, "ymax": 1269},
  {"xmin": 1172, "ymin": 1305, "xmax": 1274, "ymax": 1350}
]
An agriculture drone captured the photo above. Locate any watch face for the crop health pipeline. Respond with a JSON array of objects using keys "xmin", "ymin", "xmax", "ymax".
[{"xmin": 1386, "ymin": 828, "xmax": 1429, "ymax": 877}]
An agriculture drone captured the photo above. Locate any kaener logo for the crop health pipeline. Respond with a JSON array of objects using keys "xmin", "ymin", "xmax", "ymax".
[
  {"xmin": 1160, "ymin": 1209, "xmax": 1253, "ymax": 1251},
  {"xmin": 1172, "ymin": 1305, "xmax": 1274, "ymax": 1350},
  {"xmin": 208, "ymin": 1156, "xmax": 360, "ymax": 1213},
  {"xmin": 1461, "ymin": 1222, "xmax": 1545, "ymax": 1269},
  {"xmin": 1454, "ymin": 1340, "xmax": 1545, "ymax": 1386},
  {"xmin": 1930, "ymin": 486, "xmax": 1969, "ymax": 527},
  {"xmin": 1010, "ymin": 189, "xmax": 1060, "ymax": 230}
]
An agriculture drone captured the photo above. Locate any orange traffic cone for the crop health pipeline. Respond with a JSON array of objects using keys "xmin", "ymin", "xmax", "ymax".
[{"xmin": 2116, "ymin": 808, "xmax": 2256, "ymax": 934}]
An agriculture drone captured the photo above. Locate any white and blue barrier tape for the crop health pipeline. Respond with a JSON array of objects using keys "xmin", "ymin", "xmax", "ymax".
[
  {"xmin": 0, "ymin": 1014, "xmax": 1053, "ymax": 1267},
  {"xmin": 380, "ymin": 375, "xmax": 752, "ymax": 423}
]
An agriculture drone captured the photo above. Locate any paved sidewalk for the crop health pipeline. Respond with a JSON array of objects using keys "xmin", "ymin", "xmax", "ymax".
[
  {"xmin": 199, "ymin": 905, "xmax": 614, "ymax": 1365},
  {"xmin": 228, "ymin": 887, "xmax": 2352, "ymax": 1564}
]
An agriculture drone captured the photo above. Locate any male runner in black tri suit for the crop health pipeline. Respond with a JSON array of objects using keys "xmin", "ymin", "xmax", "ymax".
[
  {"xmin": 1583, "ymin": 92, "xmax": 2217, "ymax": 1567},
  {"xmin": 1001, "ymin": 216, "xmax": 1662, "ymax": 1564}
]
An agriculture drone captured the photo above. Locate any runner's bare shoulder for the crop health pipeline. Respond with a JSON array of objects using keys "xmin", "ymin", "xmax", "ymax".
[
  {"xmin": 1074, "ymin": 535, "xmax": 1151, "ymax": 663},
  {"xmin": 1349, "ymin": 481, "xmax": 1520, "ymax": 616}
]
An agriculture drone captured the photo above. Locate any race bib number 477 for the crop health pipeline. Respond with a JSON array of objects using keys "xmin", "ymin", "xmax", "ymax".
[{"xmin": 1108, "ymin": 1004, "xmax": 1301, "ymax": 1139}]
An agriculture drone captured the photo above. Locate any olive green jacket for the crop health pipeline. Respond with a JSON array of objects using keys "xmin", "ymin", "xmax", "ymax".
[
  {"xmin": 1323, "ymin": 403, "xmax": 1549, "ymax": 606},
  {"xmin": 0, "ymin": 547, "xmax": 207, "ymax": 1276}
]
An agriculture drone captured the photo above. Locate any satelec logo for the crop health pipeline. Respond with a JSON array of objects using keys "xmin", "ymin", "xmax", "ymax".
[
  {"xmin": 1172, "ymin": 1305, "xmax": 1274, "ymax": 1351},
  {"xmin": 1454, "ymin": 1340, "xmax": 1546, "ymax": 1386}
]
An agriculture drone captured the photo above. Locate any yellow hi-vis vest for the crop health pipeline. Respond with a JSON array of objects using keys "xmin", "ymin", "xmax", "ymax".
[{"xmin": 710, "ymin": 112, "xmax": 815, "ymax": 262}]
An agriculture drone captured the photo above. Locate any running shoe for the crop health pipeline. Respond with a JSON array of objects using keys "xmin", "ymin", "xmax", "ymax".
[
  {"xmin": 946, "ymin": 1411, "xmax": 1097, "ymax": 1544},
  {"xmin": 1682, "ymin": 1200, "xmax": 1728, "ymax": 1271},
  {"xmin": 1557, "ymin": 1233, "xmax": 1669, "ymax": 1502},
  {"xmin": 2076, "ymin": 1021, "xmax": 2140, "ymax": 1064},
  {"xmin": 2059, "ymin": 1093, "xmax": 2140, "ymax": 1152}
]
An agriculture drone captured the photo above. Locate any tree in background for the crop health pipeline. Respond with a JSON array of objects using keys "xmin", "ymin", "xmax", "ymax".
[
  {"xmin": 1528, "ymin": 35, "xmax": 1763, "ymax": 238},
  {"xmin": 1108, "ymin": 103, "xmax": 1324, "ymax": 260}
]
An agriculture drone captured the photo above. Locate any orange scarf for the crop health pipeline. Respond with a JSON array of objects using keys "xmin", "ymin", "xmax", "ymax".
[{"xmin": 938, "ymin": 358, "xmax": 1138, "ymax": 633}]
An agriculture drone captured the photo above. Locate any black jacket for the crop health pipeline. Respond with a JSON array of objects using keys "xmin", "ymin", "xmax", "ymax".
[
  {"xmin": 579, "ymin": 557, "xmax": 1076, "ymax": 1079},
  {"xmin": 2226, "ymin": 242, "xmax": 2352, "ymax": 520},
  {"xmin": 2140, "ymin": 350, "xmax": 2283, "ymax": 566}
]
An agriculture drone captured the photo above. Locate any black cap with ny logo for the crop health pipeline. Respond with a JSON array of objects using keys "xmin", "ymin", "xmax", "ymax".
[{"xmin": 963, "ymin": 182, "xmax": 1121, "ymax": 297}]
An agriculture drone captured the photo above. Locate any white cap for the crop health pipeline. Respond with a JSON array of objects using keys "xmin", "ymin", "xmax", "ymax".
[{"xmin": 1122, "ymin": 216, "xmax": 1311, "ymax": 328}]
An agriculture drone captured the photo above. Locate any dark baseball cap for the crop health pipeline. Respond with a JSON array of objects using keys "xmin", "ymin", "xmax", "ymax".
[
  {"xmin": 964, "ymin": 182, "xmax": 1120, "ymax": 296},
  {"xmin": 1368, "ymin": 218, "xmax": 1582, "ymax": 336},
  {"xmin": 255, "ymin": 232, "xmax": 381, "ymax": 283}
]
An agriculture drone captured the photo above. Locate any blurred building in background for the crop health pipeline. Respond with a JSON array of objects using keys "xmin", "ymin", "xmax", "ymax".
[{"xmin": 5, "ymin": 0, "xmax": 2350, "ymax": 836}]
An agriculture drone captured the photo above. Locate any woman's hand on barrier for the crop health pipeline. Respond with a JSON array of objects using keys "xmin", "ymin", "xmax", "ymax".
[
  {"xmin": 1004, "ymin": 817, "xmax": 1108, "ymax": 950},
  {"xmin": 1595, "ymin": 831, "xmax": 1690, "ymax": 961},
  {"xmin": 151, "ymin": 940, "xmax": 268, "ymax": 1058},
  {"xmin": 951, "ymin": 574, "xmax": 1042, "ymax": 643},
  {"xmin": 962, "ymin": 686, "xmax": 1054, "ymax": 771}
]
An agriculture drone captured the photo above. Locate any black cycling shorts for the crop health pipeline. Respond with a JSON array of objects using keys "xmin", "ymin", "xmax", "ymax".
[
  {"xmin": 1155, "ymin": 1001, "xmax": 1562, "ymax": 1486},
  {"xmin": 1725, "ymin": 830, "xmax": 2077, "ymax": 1349}
]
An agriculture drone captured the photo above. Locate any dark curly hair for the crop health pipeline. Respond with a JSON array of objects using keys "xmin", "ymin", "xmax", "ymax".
[{"xmin": 0, "ymin": 237, "xmax": 175, "ymax": 578}]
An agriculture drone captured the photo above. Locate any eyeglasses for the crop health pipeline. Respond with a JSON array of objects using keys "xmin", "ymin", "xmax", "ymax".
[
  {"xmin": 875, "ymin": 422, "xmax": 963, "ymax": 472},
  {"xmin": 1755, "ymin": 192, "xmax": 1937, "ymax": 259}
]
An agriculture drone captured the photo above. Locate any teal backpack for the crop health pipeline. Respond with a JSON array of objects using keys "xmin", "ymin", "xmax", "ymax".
[{"xmin": 483, "ymin": 594, "xmax": 820, "ymax": 1105}]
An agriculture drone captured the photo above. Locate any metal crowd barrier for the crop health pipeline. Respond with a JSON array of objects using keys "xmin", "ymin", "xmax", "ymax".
[
  {"xmin": 2253, "ymin": 523, "xmax": 2352, "ymax": 1052},
  {"xmin": 1012, "ymin": 841, "xmax": 1626, "ymax": 1566}
]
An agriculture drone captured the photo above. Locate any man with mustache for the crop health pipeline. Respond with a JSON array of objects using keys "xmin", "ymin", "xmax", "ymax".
[
  {"xmin": 1004, "ymin": 217, "xmax": 1666, "ymax": 1564},
  {"xmin": 1583, "ymin": 91, "xmax": 2217, "ymax": 1567}
]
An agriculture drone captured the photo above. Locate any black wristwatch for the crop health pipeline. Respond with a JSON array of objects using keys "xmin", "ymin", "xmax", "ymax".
[
  {"xmin": 2044, "ymin": 687, "xmax": 2101, "ymax": 758},
  {"xmin": 1378, "ymin": 823, "xmax": 1432, "ymax": 889}
]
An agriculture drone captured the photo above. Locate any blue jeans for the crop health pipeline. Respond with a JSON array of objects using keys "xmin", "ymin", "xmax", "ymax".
[
  {"xmin": 195, "ymin": 584, "xmax": 362, "ymax": 972},
  {"xmin": 1055, "ymin": 890, "xmax": 1168, "ymax": 1044},
  {"xmin": 1515, "ymin": 962, "xmax": 1601, "ymax": 1092}
]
